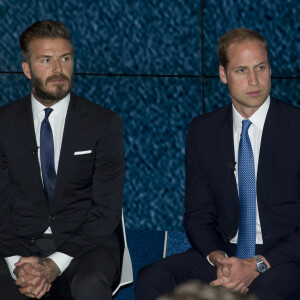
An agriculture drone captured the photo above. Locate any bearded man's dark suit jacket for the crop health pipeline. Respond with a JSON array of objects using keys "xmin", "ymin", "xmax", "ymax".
[
  {"xmin": 136, "ymin": 97, "xmax": 300, "ymax": 300},
  {"xmin": 0, "ymin": 92, "xmax": 125, "ymax": 291}
]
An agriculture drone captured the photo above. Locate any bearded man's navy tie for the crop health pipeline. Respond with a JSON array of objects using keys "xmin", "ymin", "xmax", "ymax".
[
  {"xmin": 236, "ymin": 119, "xmax": 256, "ymax": 259},
  {"xmin": 40, "ymin": 108, "xmax": 56, "ymax": 212}
]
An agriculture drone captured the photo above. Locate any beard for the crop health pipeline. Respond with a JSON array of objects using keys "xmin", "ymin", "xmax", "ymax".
[{"xmin": 30, "ymin": 67, "xmax": 74, "ymax": 104}]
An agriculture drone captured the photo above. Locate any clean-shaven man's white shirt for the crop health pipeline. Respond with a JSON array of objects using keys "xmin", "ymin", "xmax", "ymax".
[
  {"xmin": 5, "ymin": 94, "xmax": 73, "ymax": 279},
  {"xmin": 207, "ymin": 95, "xmax": 270, "ymax": 265}
]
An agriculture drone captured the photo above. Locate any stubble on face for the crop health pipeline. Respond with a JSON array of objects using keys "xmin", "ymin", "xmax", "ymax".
[{"xmin": 30, "ymin": 64, "xmax": 74, "ymax": 106}]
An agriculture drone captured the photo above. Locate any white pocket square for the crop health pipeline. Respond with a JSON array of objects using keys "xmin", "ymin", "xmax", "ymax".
[{"xmin": 74, "ymin": 150, "xmax": 92, "ymax": 155}]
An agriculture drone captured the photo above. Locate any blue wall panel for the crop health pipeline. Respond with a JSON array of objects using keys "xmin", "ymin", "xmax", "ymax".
[
  {"xmin": 73, "ymin": 75, "xmax": 202, "ymax": 230},
  {"xmin": 0, "ymin": 74, "xmax": 29, "ymax": 104},
  {"xmin": 0, "ymin": 0, "xmax": 299, "ymax": 231},
  {"xmin": 203, "ymin": 0, "xmax": 300, "ymax": 77},
  {"xmin": 0, "ymin": 0, "xmax": 201, "ymax": 75}
]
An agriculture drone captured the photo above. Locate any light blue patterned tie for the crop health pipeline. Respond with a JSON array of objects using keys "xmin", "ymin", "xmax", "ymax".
[
  {"xmin": 40, "ymin": 108, "xmax": 56, "ymax": 212},
  {"xmin": 236, "ymin": 119, "xmax": 256, "ymax": 259}
]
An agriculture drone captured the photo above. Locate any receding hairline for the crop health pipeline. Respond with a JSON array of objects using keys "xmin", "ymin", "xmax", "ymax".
[
  {"xmin": 23, "ymin": 37, "xmax": 74, "ymax": 62},
  {"xmin": 227, "ymin": 39, "xmax": 269, "ymax": 58},
  {"xmin": 217, "ymin": 27, "xmax": 269, "ymax": 69}
]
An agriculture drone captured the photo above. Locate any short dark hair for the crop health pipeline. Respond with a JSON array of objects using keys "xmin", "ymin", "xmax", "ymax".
[
  {"xmin": 19, "ymin": 20, "xmax": 73, "ymax": 62},
  {"xmin": 217, "ymin": 28, "xmax": 269, "ymax": 69}
]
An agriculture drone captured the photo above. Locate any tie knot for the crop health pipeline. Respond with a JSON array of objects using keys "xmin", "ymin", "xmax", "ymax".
[
  {"xmin": 241, "ymin": 119, "xmax": 252, "ymax": 133},
  {"xmin": 44, "ymin": 108, "xmax": 53, "ymax": 120}
]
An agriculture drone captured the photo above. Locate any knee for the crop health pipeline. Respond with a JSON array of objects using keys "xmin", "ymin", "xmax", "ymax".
[
  {"xmin": 71, "ymin": 270, "xmax": 111, "ymax": 297},
  {"xmin": 136, "ymin": 262, "xmax": 176, "ymax": 293}
]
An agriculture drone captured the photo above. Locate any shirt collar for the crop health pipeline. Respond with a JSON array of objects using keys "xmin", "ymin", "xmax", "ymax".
[
  {"xmin": 31, "ymin": 93, "xmax": 70, "ymax": 118},
  {"xmin": 232, "ymin": 95, "xmax": 270, "ymax": 132}
]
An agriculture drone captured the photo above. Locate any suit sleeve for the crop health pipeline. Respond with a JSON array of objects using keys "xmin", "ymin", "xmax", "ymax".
[
  {"xmin": 0, "ymin": 141, "xmax": 25, "ymax": 257},
  {"xmin": 183, "ymin": 119, "xmax": 223, "ymax": 257},
  {"xmin": 58, "ymin": 113, "xmax": 125, "ymax": 257}
]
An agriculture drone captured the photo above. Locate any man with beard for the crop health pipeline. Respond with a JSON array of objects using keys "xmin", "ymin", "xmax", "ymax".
[{"xmin": 0, "ymin": 20, "xmax": 125, "ymax": 300}]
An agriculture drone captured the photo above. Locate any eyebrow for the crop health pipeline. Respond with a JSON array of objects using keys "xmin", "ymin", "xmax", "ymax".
[
  {"xmin": 232, "ymin": 61, "xmax": 269, "ymax": 69},
  {"xmin": 36, "ymin": 52, "xmax": 73, "ymax": 59}
]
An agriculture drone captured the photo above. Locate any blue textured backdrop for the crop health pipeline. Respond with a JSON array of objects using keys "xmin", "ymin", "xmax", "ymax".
[{"xmin": 0, "ymin": 0, "xmax": 299, "ymax": 231}]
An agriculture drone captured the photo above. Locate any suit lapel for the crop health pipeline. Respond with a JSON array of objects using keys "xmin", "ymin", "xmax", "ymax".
[
  {"xmin": 15, "ymin": 96, "xmax": 46, "ymax": 195},
  {"xmin": 219, "ymin": 105, "xmax": 236, "ymax": 175},
  {"xmin": 257, "ymin": 98, "xmax": 280, "ymax": 203},
  {"xmin": 218, "ymin": 105, "xmax": 239, "ymax": 209},
  {"xmin": 53, "ymin": 93, "xmax": 87, "ymax": 210}
]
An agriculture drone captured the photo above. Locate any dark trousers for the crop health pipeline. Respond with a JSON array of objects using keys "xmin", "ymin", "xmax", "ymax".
[
  {"xmin": 135, "ymin": 246, "xmax": 300, "ymax": 300},
  {"xmin": 0, "ymin": 238, "xmax": 119, "ymax": 300}
]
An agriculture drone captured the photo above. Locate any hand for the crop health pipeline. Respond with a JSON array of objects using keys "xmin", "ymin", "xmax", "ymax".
[
  {"xmin": 14, "ymin": 259, "xmax": 49, "ymax": 299},
  {"xmin": 15, "ymin": 256, "xmax": 60, "ymax": 298},
  {"xmin": 208, "ymin": 250, "xmax": 248, "ymax": 293},
  {"xmin": 210, "ymin": 256, "xmax": 258, "ymax": 293},
  {"xmin": 208, "ymin": 250, "xmax": 231, "ymax": 279}
]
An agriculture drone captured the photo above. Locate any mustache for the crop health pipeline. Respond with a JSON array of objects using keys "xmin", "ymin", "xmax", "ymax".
[{"xmin": 46, "ymin": 74, "xmax": 69, "ymax": 85}]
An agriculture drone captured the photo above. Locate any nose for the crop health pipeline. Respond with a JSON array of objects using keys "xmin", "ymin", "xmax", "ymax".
[
  {"xmin": 248, "ymin": 70, "xmax": 258, "ymax": 86},
  {"xmin": 52, "ymin": 59, "xmax": 62, "ymax": 74}
]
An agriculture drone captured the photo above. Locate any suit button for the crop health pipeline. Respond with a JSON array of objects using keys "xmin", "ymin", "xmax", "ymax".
[
  {"xmin": 49, "ymin": 215, "xmax": 55, "ymax": 221},
  {"xmin": 30, "ymin": 237, "xmax": 36, "ymax": 244},
  {"xmin": 264, "ymin": 234, "xmax": 271, "ymax": 240}
]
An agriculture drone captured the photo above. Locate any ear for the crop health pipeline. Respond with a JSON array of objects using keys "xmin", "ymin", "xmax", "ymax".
[
  {"xmin": 219, "ymin": 65, "xmax": 227, "ymax": 84},
  {"xmin": 22, "ymin": 62, "xmax": 32, "ymax": 79}
]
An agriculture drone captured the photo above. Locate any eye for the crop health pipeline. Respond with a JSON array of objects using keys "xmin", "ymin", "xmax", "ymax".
[
  {"xmin": 237, "ymin": 68, "xmax": 245, "ymax": 73},
  {"xmin": 61, "ymin": 56, "xmax": 70, "ymax": 62},
  {"xmin": 257, "ymin": 65, "xmax": 266, "ymax": 71},
  {"xmin": 42, "ymin": 58, "xmax": 49, "ymax": 63}
]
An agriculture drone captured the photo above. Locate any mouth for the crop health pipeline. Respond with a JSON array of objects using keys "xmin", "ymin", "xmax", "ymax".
[
  {"xmin": 46, "ymin": 75, "xmax": 69, "ymax": 85},
  {"xmin": 49, "ymin": 80, "xmax": 65, "ymax": 85},
  {"xmin": 246, "ymin": 90, "xmax": 262, "ymax": 97}
]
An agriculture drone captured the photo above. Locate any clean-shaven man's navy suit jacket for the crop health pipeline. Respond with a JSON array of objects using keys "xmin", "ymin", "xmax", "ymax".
[
  {"xmin": 0, "ymin": 92, "xmax": 125, "ymax": 267},
  {"xmin": 183, "ymin": 97, "xmax": 300, "ymax": 268}
]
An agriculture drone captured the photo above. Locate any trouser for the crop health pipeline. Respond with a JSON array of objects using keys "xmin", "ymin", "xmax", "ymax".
[
  {"xmin": 135, "ymin": 244, "xmax": 300, "ymax": 300},
  {"xmin": 0, "ymin": 237, "xmax": 119, "ymax": 300}
]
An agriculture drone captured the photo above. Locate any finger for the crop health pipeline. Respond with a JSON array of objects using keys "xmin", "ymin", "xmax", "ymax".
[
  {"xmin": 19, "ymin": 274, "xmax": 43, "ymax": 288},
  {"xmin": 217, "ymin": 267, "xmax": 224, "ymax": 278},
  {"xmin": 216, "ymin": 257, "xmax": 226, "ymax": 265},
  {"xmin": 15, "ymin": 256, "xmax": 37, "ymax": 266},
  {"xmin": 15, "ymin": 274, "xmax": 35, "ymax": 286},
  {"xmin": 218, "ymin": 257, "xmax": 236, "ymax": 265},
  {"xmin": 16, "ymin": 262, "xmax": 40, "ymax": 277},
  {"xmin": 23, "ymin": 263, "xmax": 41, "ymax": 277},
  {"xmin": 31, "ymin": 278, "xmax": 47, "ymax": 298},
  {"xmin": 20, "ymin": 278, "xmax": 46, "ymax": 298},
  {"xmin": 223, "ymin": 279, "xmax": 243, "ymax": 290},
  {"xmin": 23, "ymin": 294, "xmax": 35, "ymax": 299},
  {"xmin": 16, "ymin": 273, "xmax": 41, "ymax": 286},
  {"xmin": 19, "ymin": 285, "xmax": 35, "ymax": 296},
  {"xmin": 221, "ymin": 265, "xmax": 231, "ymax": 277},
  {"xmin": 37, "ymin": 282, "xmax": 49, "ymax": 299},
  {"xmin": 240, "ymin": 285, "xmax": 248, "ymax": 294},
  {"xmin": 210, "ymin": 277, "xmax": 226, "ymax": 287},
  {"xmin": 232, "ymin": 281, "xmax": 246, "ymax": 293}
]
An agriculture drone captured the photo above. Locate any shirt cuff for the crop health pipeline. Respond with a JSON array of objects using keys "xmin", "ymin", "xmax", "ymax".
[
  {"xmin": 4, "ymin": 255, "xmax": 21, "ymax": 280},
  {"xmin": 206, "ymin": 252, "xmax": 228, "ymax": 266},
  {"xmin": 48, "ymin": 252, "xmax": 73, "ymax": 275}
]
